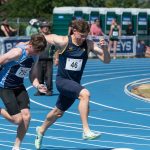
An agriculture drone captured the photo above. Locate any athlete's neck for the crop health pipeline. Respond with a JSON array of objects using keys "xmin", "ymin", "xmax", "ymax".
[
  {"xmin": 71, "ymin": 35, "xmax": 81, "ymax": 46},
  {"xmin": 25, "ymin": 42, "xmax": 30, "ymax": 55}
]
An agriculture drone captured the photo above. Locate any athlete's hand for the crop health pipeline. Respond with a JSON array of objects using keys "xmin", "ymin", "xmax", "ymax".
[
  {"xmin": 99, "ymin": 39, "xmax": 105, "ymax": 45},
  {"xmin": 37, "ymin": 84, "xmax": 47, "ymax": 93},
  {"xmin": 99, "ymin": 39, "xmax": 108, "ymax": 50}
]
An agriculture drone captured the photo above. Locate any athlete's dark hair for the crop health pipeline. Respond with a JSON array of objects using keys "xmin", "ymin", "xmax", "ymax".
[
  {"xmin": 72, "ymin": 19, "xmax": 90, "ymax": 33},
  {"xmin": 29, "ymin": 34, "xmax": 47, "ymax": 52}
]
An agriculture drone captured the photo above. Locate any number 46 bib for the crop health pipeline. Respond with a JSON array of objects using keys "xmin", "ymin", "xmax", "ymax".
[{"xmin": 65, "ymin": 58, "xmax": 83, "ymax": 71}]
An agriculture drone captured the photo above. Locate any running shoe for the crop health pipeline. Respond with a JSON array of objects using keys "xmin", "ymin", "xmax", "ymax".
[
  {"xmin": 82, "ymin": 130, "xmax": 101, "ymax": 140},
  {"xmin": 35, "ymin": 126, "xmax": 43, "ymax": 149}
]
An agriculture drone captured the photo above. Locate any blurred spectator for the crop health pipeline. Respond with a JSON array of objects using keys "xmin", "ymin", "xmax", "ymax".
[
  {"xmin": 108, "ymin": 18, "xmax": 121, "ymax": 59},
  {"xmin": 68, "ymin": 16, "xmax": 76, "ymax": 35},
  {"xmin": 25, "ymin": 19, "xmax": 39, "ymax": 36},
  {"xmin": 33, "ymin": 21, "xmax": 55, "ymax": 96},
  {"xmin": 144, "ymin": 45, "xmax": 150, "ymax": 57},
  {"xmin": 90, "ymin": 19, "xmax": 104, "ymax": 36},
  {"xmin": 136, "ymin": 40, "xmax": 146, "ymax": 58},
  {"xmin": 0, "ymin": 18, "xmax": 17, "ymax": 37},
  {"xmin": 148, "ymin": 27, "xmax": 150, "ymax": 35},
  {"xmin": 126, "ymin": 24, "xmax": 135, "ymax": 36}
]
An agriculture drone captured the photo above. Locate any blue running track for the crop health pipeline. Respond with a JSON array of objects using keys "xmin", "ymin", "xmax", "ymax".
[{"xmin": 0, "ymin": 58, "xmax": 150, "ymax": 150}]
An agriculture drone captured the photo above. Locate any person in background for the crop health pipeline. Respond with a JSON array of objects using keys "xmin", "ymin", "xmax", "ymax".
[
  {"xmin": 108, "ymin": 18, "xmax": 121, "ymax": 59},
  {"xmin": 90, "ymin": 19, "xmax": 104, "ymax": 36},
  {"xmin": 25, "ymin": 19, "xmax": 39, "ymax": 36},
  {"xmin": 68, "ymin": 16, "xmax": 76, "ymax": 35},
  {"xmin": 34, "ymin": 19, "xmax": 111, "ymax": 150},
  {"xmin": 145, "ymin": 45, "xmax": 150, "ymax": 57},
  {"xmin": 0, "ymin": 18, "xmax": 17, "ymax": 37},
  {"xmin": 0, "ymin": 34, "xmax": 47, "ymax": 150},
  {"xmin": 126, "ymin": 23, "xmax": 135, "ymax": 36},
  {"xmin": 33, "ymin": 21, "xmax": 55, "ymax": 96},
  {"xmin": 136, "ymin": 40, "xmax": 146, "ymax": 58}
]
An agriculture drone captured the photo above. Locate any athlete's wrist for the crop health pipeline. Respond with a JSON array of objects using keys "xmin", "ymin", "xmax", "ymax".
[{"xmin": 35, "ymin": 84, "xmax": 40, "ymax": 89}]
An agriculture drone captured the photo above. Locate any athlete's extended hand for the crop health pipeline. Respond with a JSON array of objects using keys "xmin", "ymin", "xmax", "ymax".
[
  {"xmin": 99, "ymin": 39, "xmax": 108, "ymax": 50},
  {"xmin": 99, "ymin": 39, "xmax": 105, "ymax": 45},
  {"xmin": 37, "ymin": 84, "xmax": 47, "ymax": 93}
]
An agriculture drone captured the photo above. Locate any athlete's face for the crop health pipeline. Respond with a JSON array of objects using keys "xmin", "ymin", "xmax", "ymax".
[
  {"xmin": 40, "ymin": 26, "xmax": 50, "ymax": 35},
  {"xmin": 74, "ymin": 30, "xmax": 88, "ymax": 45},
  {"xmin": 28, "ymin": 45, "xmax": 41, "ymax": 55}
]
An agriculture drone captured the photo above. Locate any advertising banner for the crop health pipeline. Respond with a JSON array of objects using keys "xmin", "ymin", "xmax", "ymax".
[
  {"xmin": 88, "ymin": 35, "xmax": 136, "ymax": 57},
  {"xmin": 0, "ymin": 36, "xmax": 30, "ymax": 54}
]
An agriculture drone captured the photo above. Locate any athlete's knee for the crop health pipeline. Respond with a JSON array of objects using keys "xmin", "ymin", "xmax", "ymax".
[
  {"xmin": 12, "ymin": 114, "xmax": 23, "ymax": 125},
  {"xmin": 53, "ymin": 108, "xmax": 64, "ymax": 118},
  {"xmin": 79, "ymin": 89, "xmax": 90, "ymax": 100},
  {"xmin": 46, "ymin": 108, "xmax": 64, "ymax": 121},
  {"xmin": 22, "ymin": 111, "xmax": 31, "ymax": 122}
]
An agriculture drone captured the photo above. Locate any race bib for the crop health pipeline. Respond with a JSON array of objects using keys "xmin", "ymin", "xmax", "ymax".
[
  {"xmin": 65, "ymin": 58, "xmax": 83, "ymax": 71},
  {"xmin": 15, "ymin": 67, "xmax": 31, "ymax": 78},
  {"xmin": 112, "ymin": 31, "xmax": 118, "ymax": 36}
]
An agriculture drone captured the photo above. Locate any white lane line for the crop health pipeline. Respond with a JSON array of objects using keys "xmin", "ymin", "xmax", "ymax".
[
  {"xmin": 1, "ymin": 121, "xmax": 150, "ymax": 132},
  {"xmin": 0, "ymin": 133, "xmax": 150, "ymax": 147},
  {"xmin": 0, "ymin": 140, "xmax": 76, "ymax": 149},
  {"xmin": 0, "ymin": 143, "xmax": 32, "ymax": 150},
  {"xmin": 90, "ymin": 101, "xmax": 150, "ymax": 117},
  {"xmin": 0, "ymin": 131, "xmax": 149, "ymax": 148},
  {"xmin": 0, "ymin": 127, "xmax": 113, "ymax": 148},
  {"xmin": 83, "ymin": 68, "xmax": 150, "ymax": 77},
  {"xmin": 27, "ymin": 66, "xmax": 150, "ymax": 148},
  {"xmin": 30, "ymin": 96, "xmax": 150, "ymax": 129},
  {"xmin": 83, "ymin": 73, "xmax": 150, "ymax": 86},
  {"xmin": 32, "ymin": 118, "xmax": 150, "ymax": 141}
]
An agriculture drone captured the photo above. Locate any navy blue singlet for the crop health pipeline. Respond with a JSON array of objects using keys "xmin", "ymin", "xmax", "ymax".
[{"xmin": 57, "ymin": 36, "xmax": 88, "ymax": 83}]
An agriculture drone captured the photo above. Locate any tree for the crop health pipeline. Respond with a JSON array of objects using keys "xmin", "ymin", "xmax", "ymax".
[
  {"xmin": 0, "ymin": 0, "xmax": 149, "ymax": 19},
  {"xmin": 0, "ymin": 0, "xmax": 53, "ymax": 18}
]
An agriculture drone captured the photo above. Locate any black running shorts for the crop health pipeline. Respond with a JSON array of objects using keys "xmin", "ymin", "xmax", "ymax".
[{"xmin": 0, "ymin": 85, "xmax": 30, "ymax": 115}]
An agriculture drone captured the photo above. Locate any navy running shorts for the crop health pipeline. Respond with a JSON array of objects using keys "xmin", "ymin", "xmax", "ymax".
[{"xmin": 56, "ymin": 76, "xmax": 85, "ymax": 111}]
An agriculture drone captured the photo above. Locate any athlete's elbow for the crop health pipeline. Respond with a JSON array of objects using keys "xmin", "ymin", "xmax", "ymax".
[{"xmin": 0, "ymin": 60, "xmax": 6, "ymax": 65}]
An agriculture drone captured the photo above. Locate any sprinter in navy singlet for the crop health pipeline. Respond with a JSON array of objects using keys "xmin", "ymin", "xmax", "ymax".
[
  {"xmin": 35, "ymin": 20, "xmax": 111, "ymax": 149},
  {"xmin": 0, "ymin": 34, "xmax": 47, "ymax": 150}
]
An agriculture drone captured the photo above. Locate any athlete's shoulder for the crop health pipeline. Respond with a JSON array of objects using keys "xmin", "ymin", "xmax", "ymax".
[
  {"xmin": 60, "ymin": 35, "xmax": 68, "ymax": 43},
  {"xmin": 16, "ymin": 42, "xmax": 26, "ymax": 46}
]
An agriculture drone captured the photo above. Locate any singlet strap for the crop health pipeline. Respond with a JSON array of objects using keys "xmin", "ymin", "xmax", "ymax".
[{"xmin": 59, "ymin": 36, "xmax": 69, "ymax": 55}]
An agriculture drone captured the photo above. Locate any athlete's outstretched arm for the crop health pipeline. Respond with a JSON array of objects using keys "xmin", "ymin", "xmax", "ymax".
[
  {"xmin": 0, "ymin": 48, "xmax": 22, "ymax": 65},
  {"xmin": 44, "ymin": 34, "xmax": 68, "ymax": 50},
  {"xmin": 88, "ymin": 39, "xmax": 111, "ymax": 64},
  {"xmin": 31, "ymin": 61, "xmax": 48, "ymax": 93}
]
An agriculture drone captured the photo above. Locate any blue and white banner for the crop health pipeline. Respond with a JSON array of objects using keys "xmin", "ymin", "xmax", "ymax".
[
  {"xmin": 88, "ymin": 35, "xmax": 136, "ymax": 57},
  {"xmin": 106, "ymin": 17, "xmax": 114, "ymax": 25},
  {"xmin": 122, "ymin": 17, "xmax": 131, "ymax": 25},
  {"xmin": 0, "ymin": 36, "xmax": 30, "ymax": 54},
  {"xmin": 0, "ymin": 35, "xmax": 136, "ymax": 57},
  {"xmin": 138, "ymin": 17, "xmax": 147, "ymax": 26}
]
